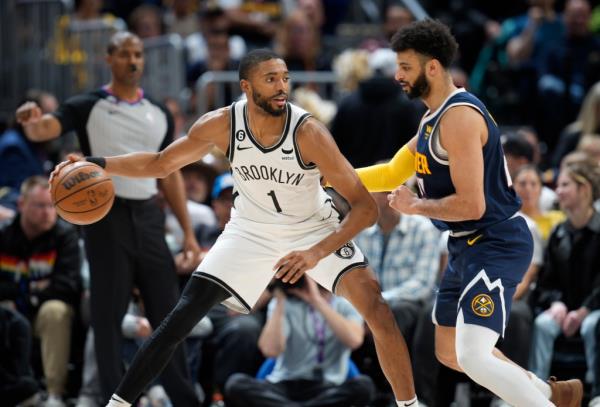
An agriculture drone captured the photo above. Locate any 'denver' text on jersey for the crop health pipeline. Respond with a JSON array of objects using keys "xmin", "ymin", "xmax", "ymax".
[{"xmin": 414, "ymin": 89, "xmax": 520, "ymax": 233}]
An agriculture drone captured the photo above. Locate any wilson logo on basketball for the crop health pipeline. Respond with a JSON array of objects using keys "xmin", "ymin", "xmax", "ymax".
[{"xmin": 62, "ymin": 171, "xmax": 102, "ymax": 190}]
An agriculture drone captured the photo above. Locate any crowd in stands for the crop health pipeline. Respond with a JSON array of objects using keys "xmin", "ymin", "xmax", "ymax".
[{"xmin": 2, "ymin": 0, "xmax": 600, "ymax": 406}]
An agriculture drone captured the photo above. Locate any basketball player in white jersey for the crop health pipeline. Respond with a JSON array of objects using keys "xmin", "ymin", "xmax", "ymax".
[{"xmin": 52, "ymin": 49, "xmax": 421, "ymax": 407}]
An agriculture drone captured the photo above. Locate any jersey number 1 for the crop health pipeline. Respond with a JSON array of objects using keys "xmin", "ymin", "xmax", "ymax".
[{"xmin": 268, "ymin": 190, "xmax": 282, "ymax": 213}]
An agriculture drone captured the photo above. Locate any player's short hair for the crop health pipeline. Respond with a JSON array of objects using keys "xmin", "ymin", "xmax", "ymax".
[
  {"xmin": 390, "ymin": 19, "xmax": 458, "ymax": 68},
  {"xmin": 238, "ymin": 49, "xmax": 282, "ymax": 81},
  {"xmin": 107, "ymin": 31, "xmax": 141, "ymax": 55},
  {"xmin": 20, "ymin": 175, "xmax": 49, "ymax": 197}
]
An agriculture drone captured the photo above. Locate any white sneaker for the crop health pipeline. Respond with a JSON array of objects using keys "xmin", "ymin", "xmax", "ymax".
[{"xmin": 589, "ymin": 396, "xmax": 600, "ymax": 407}]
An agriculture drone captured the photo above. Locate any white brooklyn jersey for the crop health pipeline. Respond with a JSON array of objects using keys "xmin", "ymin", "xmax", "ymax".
[{"xmin": 227, "ymin": 100, "xmax": 330, "ymax": 224}]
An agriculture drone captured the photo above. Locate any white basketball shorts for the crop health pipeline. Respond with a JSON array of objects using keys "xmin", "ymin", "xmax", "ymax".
[{"xmin": 192, "ymin": 211, "xmax": 367, "ymax": 313}]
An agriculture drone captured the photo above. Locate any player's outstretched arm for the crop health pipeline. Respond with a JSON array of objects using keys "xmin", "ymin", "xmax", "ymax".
[
  {"xmin": 104, "ymin": 108, "xmax": 230, "ymax": 178},
  {"xmin": 355, "ymin": 135, "xmax": 418, "ymax": 192},
  {"xmin": 298, "ymin": 118, "xmax": 378, "ymax": 255}
]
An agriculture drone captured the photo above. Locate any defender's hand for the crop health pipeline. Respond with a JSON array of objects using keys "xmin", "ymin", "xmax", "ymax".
[{"xmin": 388, "ymin": 185, "xmax": 420, "ymax": 214}]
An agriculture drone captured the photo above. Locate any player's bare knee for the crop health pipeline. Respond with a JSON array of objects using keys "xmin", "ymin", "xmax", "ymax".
[
  {"xmin": 435, "ymin": 346, "xmax": 458, "ymax": 369},
  {"xmin": 339, "ymin": 273, "xmax": 385, "ymax": 318},
  {"xmin": 364, "ymin": 298, "xmax": 394, "ymax": 332}
]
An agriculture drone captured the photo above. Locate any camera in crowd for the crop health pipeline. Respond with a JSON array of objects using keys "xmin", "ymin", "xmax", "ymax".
[{"xmin": 267, "ymin": 275, "xmax": 307, "ymax": 294}]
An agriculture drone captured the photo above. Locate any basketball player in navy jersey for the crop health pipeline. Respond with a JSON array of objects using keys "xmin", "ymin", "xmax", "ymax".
[
  {"xmin": 52, "ymin": 49, "xmax": 420, "ymax": 407},
  {"xmin": 356, "ymin": 20, "xmax": 582, "ymax": 406}
]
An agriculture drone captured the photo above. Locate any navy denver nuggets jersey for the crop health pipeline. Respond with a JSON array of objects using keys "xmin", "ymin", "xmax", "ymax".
[{"xmin": 414, "ymin": 89, "xmax": 520, "ymax": 233}]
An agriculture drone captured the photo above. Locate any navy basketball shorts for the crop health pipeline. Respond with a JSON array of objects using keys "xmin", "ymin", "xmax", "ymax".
[{"xmin": 433, "ymin": 215, "xmax": 533, "ymax": 336}]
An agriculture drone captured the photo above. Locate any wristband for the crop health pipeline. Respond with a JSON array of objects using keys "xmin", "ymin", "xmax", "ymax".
[{"xmin": 85, "ymin": 156, "xmax": 106, "ymax": 168}]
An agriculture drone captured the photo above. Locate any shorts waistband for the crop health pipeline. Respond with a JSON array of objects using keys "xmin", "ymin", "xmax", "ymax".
[
  {"xmin": 448, "ymin": 229, "xmax": 477, "ymax": 238},
  {"xmin": 448, "ymin": 212, "xmax": 521, "ymax": 238}
]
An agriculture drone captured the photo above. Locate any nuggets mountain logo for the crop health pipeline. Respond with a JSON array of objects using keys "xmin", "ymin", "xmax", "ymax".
[
  {"xmin": 471, "ymin": 294, "xmax": 494, "ymax": 317},
  {"xmin": 236, "ymin": 130, "xmax": 246, "ymax": 141},
  {"xmin": 335, "ymin": 242, "xmax": 355, "ymax": 259}
]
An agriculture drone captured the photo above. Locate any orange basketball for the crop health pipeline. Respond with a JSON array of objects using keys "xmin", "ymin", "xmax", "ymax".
[{"xmin": 51, "ymin": 161, "xmax": 115, "ymax": 225}]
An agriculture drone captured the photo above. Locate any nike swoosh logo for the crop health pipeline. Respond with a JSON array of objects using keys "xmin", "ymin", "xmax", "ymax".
[
  {"xmin": 281, "ymin": 148, "xmax": 293, "ymax": 154},
  {"xmin": 236, "ymin": 145, "xmax": 252, "ymax": 151},
  {"xmin": 467, "ymin": 234, "xmax": 483, "ymax": 246},
  {"xmin": 405, "ymin": 401, "xmax": 417, "ymax": 406}
]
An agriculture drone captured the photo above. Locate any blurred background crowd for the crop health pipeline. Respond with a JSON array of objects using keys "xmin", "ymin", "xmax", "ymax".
[{"xmin": 2, "ymin": 0, "xmax": 600, "ymax": 406}]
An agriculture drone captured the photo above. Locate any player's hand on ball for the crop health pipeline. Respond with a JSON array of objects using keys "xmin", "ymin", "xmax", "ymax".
[
  {"xmin": 388, "ymin": 185, "xmax": 420, "ymax": 214},
  {"xmin": 49, "ymin": 153, "xmax": 84, "ymax": 186},
  {"xmin": 274, "ymin": 249, "xmax": 321, "ymax": 283}
]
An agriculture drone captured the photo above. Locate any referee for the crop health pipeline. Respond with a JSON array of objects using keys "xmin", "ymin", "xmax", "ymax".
[{"xmin": 16, "ymin": 32, "xmax": 201, "ymax": 406}]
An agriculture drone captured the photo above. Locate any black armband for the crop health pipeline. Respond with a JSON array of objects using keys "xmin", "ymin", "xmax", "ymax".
[{"xmin": 85, "ymin": 156, "xmax": 106, "ymax": 168}]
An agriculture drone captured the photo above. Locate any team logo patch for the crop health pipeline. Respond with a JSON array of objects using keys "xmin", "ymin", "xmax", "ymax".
[
  {"xmin": 335, "ymin": 241, "xmax": 355, "ymax": 259},
  {"xmin": 236, "ymin": 130, "xmax": 246, "ymax": 141},
  {"xmin": 424, "ymin": 124, "xmax": 433, "ymax": 140},
  {"xmin": 471, "ymin": 294, "xmax": 494, "ymax": 317}
]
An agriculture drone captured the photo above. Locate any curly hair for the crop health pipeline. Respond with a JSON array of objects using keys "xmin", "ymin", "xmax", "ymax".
[{"xmin": 390, "ymin": 19, "xmax": 458, "ymax": 68}]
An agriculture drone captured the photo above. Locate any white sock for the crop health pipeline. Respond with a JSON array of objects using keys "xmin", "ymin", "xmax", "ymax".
[
  {"xmin": 397, "ymin": 396, "xmax": 418, "ymax": 406},
  {"xmin": 106, "ymin": 394, "xmax": 131, "ymax": 407},
  {"xmin": 529, "ymin": 372, "xmax": 552, "ymax": 399}
]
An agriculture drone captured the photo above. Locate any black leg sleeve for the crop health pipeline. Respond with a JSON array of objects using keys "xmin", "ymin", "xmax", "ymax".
[{"xmin": 115, "ymin": 276, "xmax": 230, "ymax": 403}]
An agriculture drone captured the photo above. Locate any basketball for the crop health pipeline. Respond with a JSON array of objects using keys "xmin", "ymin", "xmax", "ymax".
[{"xmin": 51, "ymin": 161, "xmax": 115, "ymax": 225}]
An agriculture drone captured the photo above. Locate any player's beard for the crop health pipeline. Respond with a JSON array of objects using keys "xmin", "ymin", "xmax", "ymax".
[
  {"xmin": 252, "ymin": 90, "xmax": 287, "ymax": 116},
  {"xmin": 407, "ymin": 71, "xmax": 430, "ymax": 99}
]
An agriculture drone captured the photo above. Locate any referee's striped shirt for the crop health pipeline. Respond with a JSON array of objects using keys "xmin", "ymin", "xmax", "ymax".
[{"xmin": 52, "ymin": 87, "xmax": 174, "ymax": 200}]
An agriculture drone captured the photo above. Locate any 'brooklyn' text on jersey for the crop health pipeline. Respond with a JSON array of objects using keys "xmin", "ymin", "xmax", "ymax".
[{"xmin": 233, "ymin": 164, "xmax": 305, "ymax": 185}]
